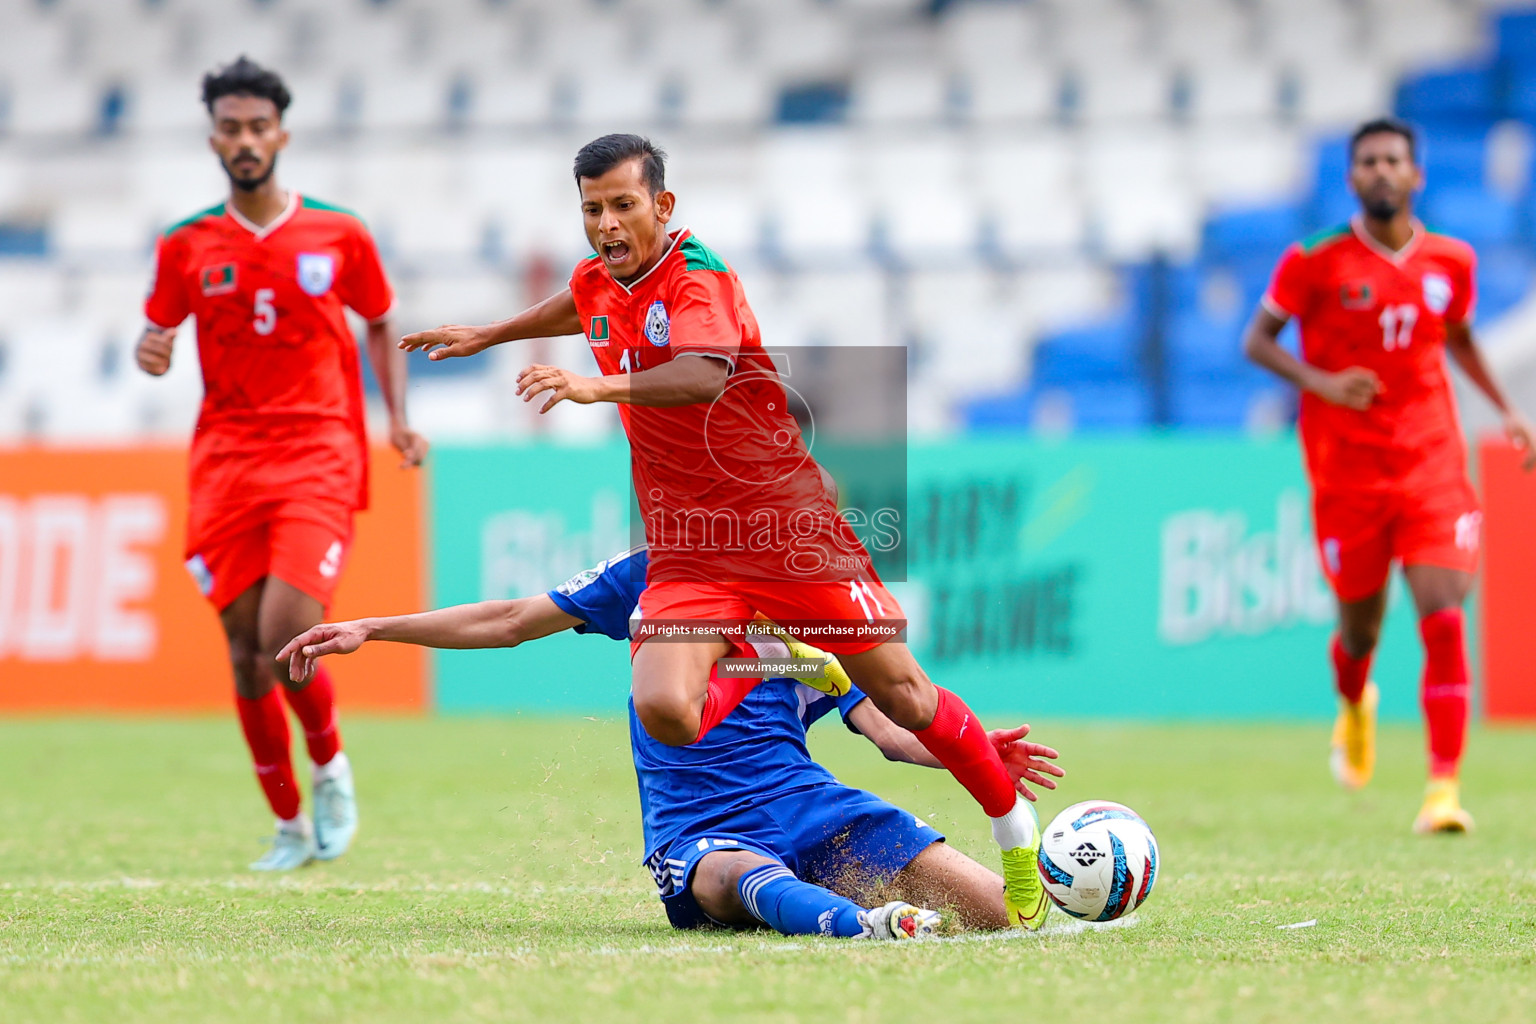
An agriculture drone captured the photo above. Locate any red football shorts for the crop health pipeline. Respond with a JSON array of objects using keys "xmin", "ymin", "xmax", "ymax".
[
  {"xmin": 1313, "ymin": 480, "xmax": 1480, "ymax": 602},
  {"xmin": 185, "ymin": 501, "xmax": 354, "ymax": 611},
  {"xmin": 632, "ymin": 579, "xmax": 907, "ymax": 656}
]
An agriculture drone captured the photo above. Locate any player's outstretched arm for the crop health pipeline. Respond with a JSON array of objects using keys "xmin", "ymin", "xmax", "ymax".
[
  {"xmin": 135, "ymin": 325, "xmax": 177, "ymax": 376},
  {"xmin": 364, "ymin": 317, "xmax": 429, "ymax": 467},
  {"xmin": 1444, "ymin": 321, "xmax": 1536, "ymax": 470},
  {"xmin": 845, "ymin": 702, "xmax": 1063, "ymax": 802},
  {"xmin": 516, "ymin": 354, "xmax": 728, "ymax": 412},
  {"xmin": 278, "ymin": 595, "xmax": 583, "ymax": 683},
  {"xmin": 400, "ymin": 288, "xmax": 583, "ymax": 361},
  {"xmin": 1242, "ymin": 306, "xmax": 1382, "ymax": 410}
]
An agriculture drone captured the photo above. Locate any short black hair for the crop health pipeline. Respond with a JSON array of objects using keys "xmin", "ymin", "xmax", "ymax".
[
  {"xmin": 1350, "ymin": 117, "xmax": 1417, "ymax": 164},
  {"xmin": 202, "ymin": 55, "xmax": 291, "ymax": 117},
  {"xmin": 573, "ymin": 134, "xmax": 667, "ymax": 194}
]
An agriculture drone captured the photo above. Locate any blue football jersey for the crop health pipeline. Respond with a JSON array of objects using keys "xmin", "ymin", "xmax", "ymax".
[{"xmin": 545, "ymin": 547, "xmax": 869, "ymax": 860}]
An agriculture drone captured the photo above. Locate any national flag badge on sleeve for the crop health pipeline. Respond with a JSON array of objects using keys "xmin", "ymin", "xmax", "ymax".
[{"xmin": 200, "ymin": 263, "xmax": 237, "ymax": 296}]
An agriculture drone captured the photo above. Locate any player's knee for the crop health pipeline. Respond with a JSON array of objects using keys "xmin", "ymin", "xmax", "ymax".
[
  {"xmin": 228, "ymin": 640, "xmax": 274, "ymax": 699},
  {"xmin": 1340, "ymin": 624, "xmax": 1381, "ymax": 659},
  {"xmin": 633, "ymin": 691, "xmax": 701, "ymax": 747}
]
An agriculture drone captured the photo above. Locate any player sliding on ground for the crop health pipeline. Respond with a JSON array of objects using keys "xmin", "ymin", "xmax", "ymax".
[
  {"xmin": 1243, "ymin": 117, "xmax": 1536, "ymax": 834},
  {"xmin": 398, "ymin": 134, "xmax": 1053, "ymax": 927},
  {"xmin": 280, "ymin": 545, "xmax": 1064, "ymax": 938},
  {"xmin": 135, "ymin": 57, "xmax": 429, "ymax": 870}
]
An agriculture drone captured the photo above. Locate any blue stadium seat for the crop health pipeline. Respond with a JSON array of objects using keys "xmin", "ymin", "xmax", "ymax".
[
  {"xmin": 1202, "ymin": 204, "xmax": 1304, "ymax": 264},
  {"xmin": 1507, "ymin": 66, "xmax": 1536, "ymax": 124},
  {"xmin": 1419, "ymin": 131, "xmax": 1487, "ymax": 190},
  {"xmin": 1165, "ymin": 310, "xmax": 1250, "ymax": 375},
  {"xmin": 1166, "ymin": 377, "xmax": 1280, "ymax": 430},
  {"xmin": 1477, "ymin": 244, "xmax": 1536, "ymax": 322},
  {"xmin": 1394, "ymin": 66, "xmax": 1498, "ymax": 125},
  {"xmin": 1497, "ymin": 11, "xmax": 1536, "ymax": 71},
  {"xmin": 1030, "ymin": 317, "xmax": 1142, "ymax": 384},
  {"xmin": 1423, "ymin": 187, "xmax": 1520, "ymax": 247},
  {"xmin": 1309, "ymin": 135, "xmax": 1358, "ymax": 229}
]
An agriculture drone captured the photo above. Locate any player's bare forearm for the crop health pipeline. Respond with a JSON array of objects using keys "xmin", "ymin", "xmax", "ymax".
[
  {"xmin": 1243, "ymin": 308, "xmax": 1324, "ymax": 393},
  {"xmin": 1445, "ymin": 321, "xmax": 1514, "ymax": 415},
  {"xmin": 1447, "ymin": 321, "xmax": 1536, "ymax": 467},
  {"xmin": 596, "ymin": 355, "xmax": 730, "ymax": 407},
  {"xmin": 401, "ymin": 290, "xmax": 582, "ymax": 360},
  {"xmin": 365, "ymin": 597, "xmax": 581, "ymax": 650},
  {"xmin": 518, "ymin": 355, "xmax": 728, "ymax": 412},
  {"xmin": 847, "ymin": 701, "xmax": 943, "ymax": 767},
  {"xmin": 366, "ymin": 319, "xmax": 410, "ymax": 421},
  {"xmin": 367, "ymin": 318, "xmax": 430, "ymax": 466}
]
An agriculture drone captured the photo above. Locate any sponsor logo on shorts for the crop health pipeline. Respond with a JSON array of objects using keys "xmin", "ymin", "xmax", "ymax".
[
  {"xmin": 318, "ymin": 540, "xmax": 343, "ymax": 578},
  {"xmin": 185, "ymin": 554, "xmax": 214, "ymax": 596},
  {"xmin": 1322, "ymin": 537, "xmax": 1341, "ymax": 576},
  {"xmin": 1423, "ymin": 273, "xmax": 1453, "ymax": 316},
  {"xmin": 1455, "ymin": 511, "xmax": 1482, "ymax": 552}
]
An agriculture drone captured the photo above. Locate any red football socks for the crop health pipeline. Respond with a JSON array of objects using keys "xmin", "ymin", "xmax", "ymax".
[
  {"xmin": 695, "ymin": 663, "xmax": 763, "ymax": 743},
  {"xmin": 1420, "ymin": 608, "xmax": 1470, "ymax": 779},
  {"xmin": 235, "ymin": 689, "xmax": 300, "ymax": 820},
  {"xmin": 282, "ymin": 664, "xmax": 343, "ymax": 766},
  {"xmin": 1330, "ymin": 633, "xmax": 1373, "ymax": 704},
  {"xmin": 913, "ymin": 686, "xmax": 1017, "ymax": 818}
]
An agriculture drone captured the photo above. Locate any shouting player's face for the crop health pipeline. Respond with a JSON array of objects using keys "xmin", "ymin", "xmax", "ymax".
[
  {"xmin": 1350, "ymin": 132, "xmax": 1421, "ymax": 221},
  {"xmin": 209, "ymin": 94, "xmax": 288, "ymax": 193},
  {"xmin": 578, "ymin": 159, "xmax": 676, "ymax": 284}
]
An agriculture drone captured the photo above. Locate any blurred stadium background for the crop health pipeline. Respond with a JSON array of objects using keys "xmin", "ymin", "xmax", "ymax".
[
  {"xmin": 4, "ymin": 0, "xmax": 1536, "ymax": 722},
  {"xmin": 5, "ymin": 0, "xmax": 1536, "ymax": 440}
]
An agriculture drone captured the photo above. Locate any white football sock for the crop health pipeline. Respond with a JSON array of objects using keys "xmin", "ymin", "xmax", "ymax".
[
  {"xmin": 745, "ymin": 633, "xmax": 791, "ymax": 661},
  {"xmin": 312, "ymin": 750, "xmax": 350, "ymax": 784},
  {"xmin": 990, "ymin": 797, "xmax": 1038, "ymax": 851},
  {"xmin": 277, "ymin": 813, "xmax": 311, "ymax": 836}
]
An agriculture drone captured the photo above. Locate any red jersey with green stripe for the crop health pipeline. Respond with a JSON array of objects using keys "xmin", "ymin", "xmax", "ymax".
[
  {"xmin": 567, "ymin": 228, "xmax": 867, "ymax": 584},
  {"xmin": 145, "ymin": 193, "xmax": 393, "ymax": 538},
  {"xmin": 1263, "ymin": 217, "xmax": 1476, "ymax": 493}
]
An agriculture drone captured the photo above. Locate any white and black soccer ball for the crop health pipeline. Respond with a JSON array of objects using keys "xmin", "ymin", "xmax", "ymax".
[{"xmin": 1037, "ymin": 800, "xmax": 1159, "ymax": 921}]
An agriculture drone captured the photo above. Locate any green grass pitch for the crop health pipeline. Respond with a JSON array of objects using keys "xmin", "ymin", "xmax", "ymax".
[{"xmin": 2, "ymin": 715, "xmax": 1534, "ymax": 1023}]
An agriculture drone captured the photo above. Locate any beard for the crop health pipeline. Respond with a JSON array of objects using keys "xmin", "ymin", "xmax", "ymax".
[
  {"xmin": 224, "ymin": 152, "xmax": 278, "ymax": 192},
  {"xmin": 1361, "ymin": 193, "xmax": 1401, "ymax": 220}
]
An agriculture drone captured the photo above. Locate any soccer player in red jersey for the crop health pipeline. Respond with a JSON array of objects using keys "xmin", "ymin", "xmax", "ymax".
[
  {"xmin": 1244, "ymin": 117, "xmax": 1535, "ymax": 834},
  {"xmin": 135, "ymin": 58, "xmax": 428, "ymax": 870},
  {"xmin": 401, "ymin": 135, "xmax": 1051, "ymax": 927}
]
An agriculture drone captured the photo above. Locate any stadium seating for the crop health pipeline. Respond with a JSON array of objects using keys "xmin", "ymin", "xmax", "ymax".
[{"xmin": 0, "ymin": 0, "xmax": 1532, "ymax": 441}]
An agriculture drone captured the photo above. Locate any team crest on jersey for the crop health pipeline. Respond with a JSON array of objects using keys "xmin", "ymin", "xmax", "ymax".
[
  {"xmin": 1339, "ymin": 282, "xmax": 1374, "ymax": 310},
  {"xmin": 644, "ymin": 300, "xmax": 670, "ymax": 346},
  {"xmin": 1423, "ymin": 273, "xmax": 1452, "ymax": 315},
  {"xmin": 200, "ymin": 263, "xmax": 237, "ymax": 297},
  {"xmin": 588, "ymin": 315, "xmax": 610, "ymax": 348},
  {"xmin": 297, "ymin": 253, "xmax": 335, "ymax": 297}
]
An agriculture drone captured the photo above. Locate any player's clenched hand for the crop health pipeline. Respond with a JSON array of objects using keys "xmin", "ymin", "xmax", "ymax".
[
  {"xmin": 399, "ymin": 324, "xmax": 494, "ymax": 361},
  {"xmin": 135, "ymin": 326, "xmax": 176, "ymax": 376},
  {"xmin": 1502, "ymin": 410, "xmax": 1536, "ymax": 471},
  {"xmin": 988, "ymin": 724, "xmax": 1065, "ymax": 803},
  {"xmin": 389, "ymin": 420, "xmax": 430, "ymax": 468},
  {"xmin": 516, "ymin": 364, "xmax": 604, "ymax": 412},
  {"xmin": 278, "ymin": 621, "xmax": 371, "ymax": 683},
  {"xmin": 1313, "ymin": 366, "xmax": 1383, "ymax": 411}
]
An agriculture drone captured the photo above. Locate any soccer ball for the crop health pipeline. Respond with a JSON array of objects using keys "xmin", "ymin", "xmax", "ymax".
[{"xmin": 1037, "ymin": 800, "xmax": 1159, "ymax": 921}]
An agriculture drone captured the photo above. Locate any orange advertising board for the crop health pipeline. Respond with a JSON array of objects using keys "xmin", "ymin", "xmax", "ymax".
[
  {"xmin": 1479, "ymin": 437, "xmax": 1536, "ymax": 721},
  {"xmin": 0, "ymin": 446, "xmax": 426, "ymax": 712}
]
